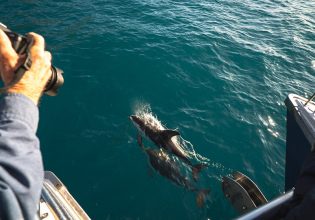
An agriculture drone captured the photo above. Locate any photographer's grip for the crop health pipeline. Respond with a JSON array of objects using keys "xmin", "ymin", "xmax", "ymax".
[{"xmin": 0, "ymin": 23, "xmax": 64, "ymax": 96}]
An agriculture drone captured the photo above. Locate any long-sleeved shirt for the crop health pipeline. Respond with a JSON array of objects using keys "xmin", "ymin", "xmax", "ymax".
[{"xmin": 0, "ymin": 93, "xmax": 43, "ymax": 219}]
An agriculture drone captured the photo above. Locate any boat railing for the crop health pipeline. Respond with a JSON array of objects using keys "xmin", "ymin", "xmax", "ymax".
[{"xmin": 234, "ymin": 189, "xmax": 294, "ymax": 220}]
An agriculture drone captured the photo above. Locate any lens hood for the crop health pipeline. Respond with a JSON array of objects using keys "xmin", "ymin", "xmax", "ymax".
[{"xmin": 44, "ymin": 66, "xmax": 64, "ymax": 96}]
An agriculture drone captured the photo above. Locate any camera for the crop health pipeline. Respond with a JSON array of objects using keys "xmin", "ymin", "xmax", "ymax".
[{"xmin": 0, "ymin": 23, "xmax": 64, "ymax": 96}]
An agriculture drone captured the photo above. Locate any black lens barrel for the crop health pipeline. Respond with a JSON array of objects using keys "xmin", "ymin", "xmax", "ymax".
[{"xmin": 44, "ymin": 66, "xmax": 64, "ymax": 96}]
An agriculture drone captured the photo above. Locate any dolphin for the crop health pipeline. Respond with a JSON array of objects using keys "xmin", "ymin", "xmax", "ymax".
[
  {"xmin": 142, "ymin": 145, "xmax": 211, "ymax": 208},
  {"xmin": 129, "ymin": 115, "xmax": 207, "ymax": 182}
]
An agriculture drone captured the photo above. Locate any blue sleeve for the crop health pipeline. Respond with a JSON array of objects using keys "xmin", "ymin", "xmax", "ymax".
[{"xmin": 0, "ymin": 93, "xmax": 43, "ymax": 220}]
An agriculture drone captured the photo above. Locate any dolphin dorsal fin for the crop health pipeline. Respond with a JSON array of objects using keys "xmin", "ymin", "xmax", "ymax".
[{"xmin": 161, "ymin": 130, "xmax": 180, "ymax": 140}]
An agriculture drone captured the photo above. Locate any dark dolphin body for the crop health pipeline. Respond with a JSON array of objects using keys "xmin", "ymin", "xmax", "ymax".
[
  {"xmin": 129, "ymin": 115, "xmax": 207, "ymax": 182},
  {"xmin": 143, "ymin": 146, "xmax": 211, "ymax": 208}
]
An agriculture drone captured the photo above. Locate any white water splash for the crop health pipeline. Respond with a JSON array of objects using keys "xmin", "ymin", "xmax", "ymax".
[{"xmin": 132, "ymin": 102, "xmax": 210, "ymax": 165}]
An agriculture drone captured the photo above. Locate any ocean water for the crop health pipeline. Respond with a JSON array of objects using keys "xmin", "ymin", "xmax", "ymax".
[{"xmin": 1, "ymin": 0, "xmax": 315, "ymax": 219}]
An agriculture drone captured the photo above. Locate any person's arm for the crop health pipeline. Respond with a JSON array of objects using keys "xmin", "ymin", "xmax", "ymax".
[{"xmin": 0, "ymin": 30, "xmax": 52, "ymax": 219}]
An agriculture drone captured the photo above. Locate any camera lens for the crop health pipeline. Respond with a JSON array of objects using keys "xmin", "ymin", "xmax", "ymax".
[{"xmin": 44, "ymin": 66, "xmax": 64, "ymax": 96}]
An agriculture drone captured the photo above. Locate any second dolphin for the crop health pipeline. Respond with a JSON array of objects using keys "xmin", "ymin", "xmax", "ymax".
[{"xmin": 129, "ymin": 115, "xmax": 207, "ymax": 182}]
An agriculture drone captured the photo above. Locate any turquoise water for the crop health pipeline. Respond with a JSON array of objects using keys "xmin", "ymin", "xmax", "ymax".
[{"xmin": 1, "ymin": 0, "xmax": 315, "ymax": 219}]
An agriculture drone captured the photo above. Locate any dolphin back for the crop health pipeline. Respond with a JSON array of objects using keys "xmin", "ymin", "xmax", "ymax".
[
  {"xmin": 160, "ymin": 129, "xmax": 180, "ymax": 140},
  {"xmin": 145, "ymin": 148, "xmax": 211, "ymax": 209}
]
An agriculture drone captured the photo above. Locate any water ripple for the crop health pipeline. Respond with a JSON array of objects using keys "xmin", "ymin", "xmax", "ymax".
[{"xmin": 1, "ymin": 0, "xmax": 314, "ymax": 219}]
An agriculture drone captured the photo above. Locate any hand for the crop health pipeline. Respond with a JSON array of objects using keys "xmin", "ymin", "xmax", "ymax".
[{"xmin": 0, "ymin": 30, "xmax": 52, "ymax": 105}]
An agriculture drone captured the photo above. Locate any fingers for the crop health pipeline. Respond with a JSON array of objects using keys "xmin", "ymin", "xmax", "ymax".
[
  {"xmin": 28, "ymin": 32, "xmax": 46, "ymax": 61},
  {"xmin": 44, "ymin": 51, "xmax": 52, "ymax": 79},
  {"xmin": 0, "ymin": 30, "xmax": 21, "ymax": 85},
  {"xmin": 27, "ymin": 32, "xmax": 52, "ymax": 78},
  {"xmin": 0, "ymin": 29, "xmax": 15, "ymax": 56},
  {"xmin": 0, "ymin": 29, "xmax": 19, "ymax": 67},
  {"xmin": 28, "ymin": 32, "xmax": 45, "ymax": 51},
  {"xmin": 45, "ymin": 51, "xmax": 52, "ymax": 63},
  {"xmin": 28, "ymin": 32, "xmax": 51, "ymax": 67}
]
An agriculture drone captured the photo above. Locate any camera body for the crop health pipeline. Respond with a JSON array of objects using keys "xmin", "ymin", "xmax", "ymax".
[{"xmin": 0, "ymin": 23, "xmax": 64, "ymax": 96}]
